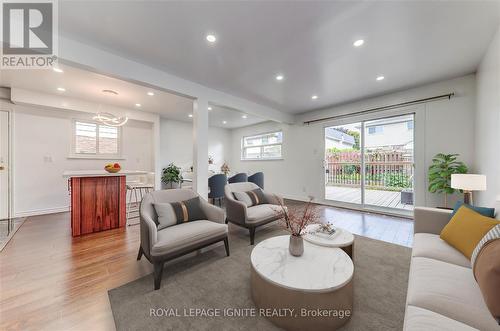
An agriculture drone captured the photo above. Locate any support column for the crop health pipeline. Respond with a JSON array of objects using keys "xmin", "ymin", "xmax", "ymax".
[
  {"xmin": 153, "ymin": 115, "xmax": 162, "ymax": 190},
  {"xmin": 193, "ymin": 98, "xmax": 209, "ymax": 199}
]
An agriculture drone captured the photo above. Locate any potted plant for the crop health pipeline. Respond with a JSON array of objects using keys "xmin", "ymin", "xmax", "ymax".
[
  {"xmin": 276, "ymin": 197, "xmax": 320, "ymax": 257},
  {"xmin": 428, "ymin": 153, "xmax": 468, "ymax": 208},
  {"xmin": 162, "ymin": 163, "xmax": 183, "ymax": 189}
]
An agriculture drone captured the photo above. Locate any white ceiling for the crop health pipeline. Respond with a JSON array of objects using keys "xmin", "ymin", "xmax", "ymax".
[
  {"xmin": 0, "ymin": 64, "xmax": 266, "ymax": 128},
  {"xmin": 209, "ymin": 105, "xmax": 266, "ymax": 129},
  {"xmin": 58, "ymin": 1, "xmax": 500, "ymax": 114}
]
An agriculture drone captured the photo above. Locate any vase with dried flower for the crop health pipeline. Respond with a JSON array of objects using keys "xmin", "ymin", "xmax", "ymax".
[
  {"xmin": 208, "ymin": 156, "xmax": 214, "ymax": 165},
  {"xmin": 220, "ymin": 162, "xmax": 230, "ymax": 175},
  {"xmin": 276, "ymin": 197, "xmax": 320, "ymax": 257}
]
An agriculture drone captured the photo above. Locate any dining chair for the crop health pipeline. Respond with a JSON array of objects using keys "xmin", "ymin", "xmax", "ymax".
[
  {"xmin": 208, "ymin": 174, "xmax": 227, "ymax": 206},
  {"xmin": 248, "ymin": 172, "xmax": 264, "ymax": 189},
  {"xmin": 228, "ymin": 172, "xmax": 248, "ymax": 184}
]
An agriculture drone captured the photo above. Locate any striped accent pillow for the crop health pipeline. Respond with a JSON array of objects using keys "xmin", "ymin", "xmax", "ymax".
[
  {"xmin": 472, "ymin": 224, "xmax": 500, "ymax": 267},
  {"xmin": 233, "ymin": 188, "xmax": 268, "ymax": 207},
  {"xmin": 169, "ymin": 197, "xmax": 207, "ymax": 225}
]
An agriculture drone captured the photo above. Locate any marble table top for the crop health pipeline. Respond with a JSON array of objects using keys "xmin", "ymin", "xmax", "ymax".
[
  {"xmin": 303, "ymin": 224, "xmax": 354, "ymax": 248},
  {"xmin": 250, "ymin": 235, "xmax": 354, "ymax": 293}
]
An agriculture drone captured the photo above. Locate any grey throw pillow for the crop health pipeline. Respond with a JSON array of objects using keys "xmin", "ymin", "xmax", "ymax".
[
  {"xmin": 153, "ymin": 203, "xmax": 177, "ymax": 230},
  {"xmin": 233, "ymin": 188, "xmax": 268, "ymax": 207},
  {"xmin": 154, "ymin": 197, "xmax": 208, "ymax": 229},
  {"xmin": 170, "ymin": 197, "xmax": 208, "ymax": 224}
]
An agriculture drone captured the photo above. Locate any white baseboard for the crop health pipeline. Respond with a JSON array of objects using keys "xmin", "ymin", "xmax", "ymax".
[
  {"xmin": 281, "ymin": 194, "xmax": 311, "ymax": 202},
  {"xmin": 14, "ymin": 206, "xmax": 69, "ymax": 218}
]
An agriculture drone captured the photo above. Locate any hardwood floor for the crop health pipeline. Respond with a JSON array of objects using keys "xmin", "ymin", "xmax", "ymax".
[
  {"xmin": 0, "ymin": 212, "xmax": 152, "ymax": 331},
  {"xmin": 0, "ymin": 202, "xmax": 413, "ymax": 331}
]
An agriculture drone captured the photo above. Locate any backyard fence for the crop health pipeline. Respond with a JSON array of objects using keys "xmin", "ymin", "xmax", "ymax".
[{"xmin": 325, "ymin": 150, "xmax": 414, "ymax": 191}]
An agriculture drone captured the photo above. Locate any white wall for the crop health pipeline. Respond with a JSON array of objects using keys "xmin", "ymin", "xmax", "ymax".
[
  {"xmin": 159, "ymin": 119, "xmax": 194, "ymax": 171},
  {"xmin": 231, "ymin": 75, "xmax": 477, "ymax": 210},
  {"xmin": 9, "ymin": 104, "xmax": 154, "ymax": 217},
  {"xmin": 159, "ymin": 118, "xmax": 232, "ymax": 173},
  {"xmin": 475, "ymin": 26, "xmax": 500, "ymax": 216},
  {"xmin": 208, "ymin": 126, "xmax": 233, "ymax": 172}
]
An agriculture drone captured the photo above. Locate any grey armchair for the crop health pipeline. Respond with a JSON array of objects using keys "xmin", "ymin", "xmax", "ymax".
[
  {"xmin": 138, "ymin": 189, "xmax": 229, "ymax": 290},
  {"xmin": 224, "ymin": 182, "xmax": 285, "ymax": 245}
]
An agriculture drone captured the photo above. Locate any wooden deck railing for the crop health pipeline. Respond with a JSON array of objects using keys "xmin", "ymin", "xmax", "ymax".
[{"xmin": 325, "ymin": 150, "xmax": 413, "ymax": 191}]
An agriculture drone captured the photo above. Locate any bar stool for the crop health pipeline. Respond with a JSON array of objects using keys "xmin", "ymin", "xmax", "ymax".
[{"xmin": 126, "ymin": 174, "xmax": 154, "ymax": 225}]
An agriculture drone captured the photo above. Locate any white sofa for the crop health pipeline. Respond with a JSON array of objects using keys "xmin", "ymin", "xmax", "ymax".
[{"xmin": 404, "ymin": 207, "xmax": 499, "ymax": 330}]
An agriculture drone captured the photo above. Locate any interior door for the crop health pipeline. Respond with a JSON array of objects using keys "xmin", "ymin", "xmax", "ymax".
[{"xmin": 0, "ymin": 111, "xmax": 9, "ymax": 220}]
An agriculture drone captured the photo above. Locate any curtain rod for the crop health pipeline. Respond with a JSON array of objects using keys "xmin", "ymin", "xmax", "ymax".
[{"xmin": 303, "ymin": 92, "xmax": 454, "ymax": 125}]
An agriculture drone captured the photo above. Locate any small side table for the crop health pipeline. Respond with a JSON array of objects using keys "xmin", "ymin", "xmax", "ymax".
[{"xmin": 303, "ymin": 224, "xmax": 355, "ymax": 259}]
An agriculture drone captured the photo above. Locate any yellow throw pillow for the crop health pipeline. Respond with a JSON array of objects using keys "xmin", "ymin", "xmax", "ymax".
[{"xmin": 440, "ymin": 206, "xmax": 500, "ymax": 259}]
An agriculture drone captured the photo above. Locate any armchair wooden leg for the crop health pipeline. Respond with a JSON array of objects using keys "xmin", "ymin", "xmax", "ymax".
[
  {"xmin": 223, "ymin": 237, "xmax": 230, "ymax": 256},
  {"xmin": 137, "ymin": 246, "xmax": 143, "ymax": 261},
  {"xmin": 153, "ymin": 262, "xmax": 164, "ymax": 290},
  {"xmin": 249, "ymin": 227, "xmax": 256, "ymax": 245},
  {"xmin": 225, "ymin": 218, "xmax": 229, "ymax": 224}
]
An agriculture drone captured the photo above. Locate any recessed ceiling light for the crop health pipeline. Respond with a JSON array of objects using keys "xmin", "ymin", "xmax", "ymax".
[
  {"xmin": 188, "ymin": 114, "xmax": 193, "ymax": 118},
  {"xmin": 206, "ymin": 34, "xmax": 217, "ymax": 43},
  {"xmin": 222, "ymin": 120, "xmax": 227, "ymax": 124},
  {"xmin": 242, "ymin": 115, "xmax": 248, "ymax": 119},
  {"xmin": 135, "ymin": 103, "xmax": 141, "ymax": 107},
  {"xmin": 376, "ymin": 75, "xmax": 385, "ymax": 81},
  {"xmin": 311, "ymin": 95, "xmax": 318, "ymax": 100},
  {"xmin": 57, "ymin": 87, "xmax": 66, "ymax": 92},
  {"xmin": 208, "ymin": 106, "xmax": 212, "ymax": 110},
  {"xmin": 53, "ymin": 67, "xmax": 63, "ymax": 73},
  {"xmin": 275, "ymin": 74, "xmax": 284, "ymax": 81},
  {"xmin": 147, "ymin": 91, "xmax": 154, "ymax": 96},
  {"xmin": 353, "ymin": 39, "xmax": 364, "ymax": 47}
]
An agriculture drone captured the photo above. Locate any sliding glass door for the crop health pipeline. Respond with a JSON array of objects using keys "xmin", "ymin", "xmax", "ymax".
[
  {"xmin": 324, "ymin": 123, "xmax": 362, "ymax": 205},
  {"xmin": 324, "ymin": 114, "xmax": 414, "ymax": 213}
]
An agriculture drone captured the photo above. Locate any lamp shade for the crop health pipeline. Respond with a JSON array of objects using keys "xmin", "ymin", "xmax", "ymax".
[{"xmin": 451, "ymin": 174, "xmax": 487, "ymax": 191}]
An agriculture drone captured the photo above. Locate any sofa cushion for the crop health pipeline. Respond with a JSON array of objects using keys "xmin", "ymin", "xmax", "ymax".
[
  {"xmin": 153, "ymin": 202, "xmax": 177, "ymax": 230},
  {"xmin": 440, "ymin": 206, "xmax": 500, "ymax": 259},
  {"xmin": 152, "ymin": 220, "xmax": 227, "ymax": 257},
  {"xmin": 452, "ymin": 201, "xmax": 495, "ymax": 218},
  {"xmin": 246, "ymin": 204, "xmax": 283, "ymax": 224},
  {"xmin": 233, "ymin": 188, "xmax": 268, "ymax": 207},
  {"xmin": 170, "ymin": 196, "xmax": 208, "ymax": 224},
  {"xmin": 412, "ymin": 233, "xmax": 470, "ymax": 268},
  {"xmin": 407, "ymin": 257, "xmax": 498, "ymax": 330},
  {"xmin": 473, "ymin": 237, "xmax": 500, "ymax": 323},
  {"xmin": 404, "ymin": 305, "xmax": 478, "ymax": 331}
]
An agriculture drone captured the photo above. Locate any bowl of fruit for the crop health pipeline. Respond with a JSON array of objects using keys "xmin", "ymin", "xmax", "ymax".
[{"xmin": 104, "ymin": 163, "xmax": 121, "ymax": 173}]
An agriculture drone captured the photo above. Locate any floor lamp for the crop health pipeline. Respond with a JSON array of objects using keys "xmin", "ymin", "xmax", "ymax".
[{"xmin": 451, "ymin": 174, "xmax": 487, "ymax": 206}]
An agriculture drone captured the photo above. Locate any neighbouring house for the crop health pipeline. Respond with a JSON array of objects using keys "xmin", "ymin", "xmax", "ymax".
[
  {"xmin": 325, "ymin": 127, "xmax": 356, "ymax": 150},
  {"xmin": 364, "ymin": 117, "xmax": 414, "ymax": 150}
]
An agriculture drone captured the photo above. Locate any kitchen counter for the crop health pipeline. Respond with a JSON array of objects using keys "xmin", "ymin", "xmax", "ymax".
[
  {"xmin": 64, "ymin": 170, "xmax": 152, "ymax": 236},
  {"xmin": 63, "ymin": 170, "xmax": 149, "ymax": 178}
]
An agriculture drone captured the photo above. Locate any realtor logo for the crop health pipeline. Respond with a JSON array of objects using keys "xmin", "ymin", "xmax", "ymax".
[{"xmin": 1, "ymin": 0, "xmax": 58, "ymax": 69}]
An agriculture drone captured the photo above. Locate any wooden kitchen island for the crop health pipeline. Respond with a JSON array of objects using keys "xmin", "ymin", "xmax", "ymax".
[{"xmin": 63, "ymin": 170, "xmax": 149, "ymax": 237}]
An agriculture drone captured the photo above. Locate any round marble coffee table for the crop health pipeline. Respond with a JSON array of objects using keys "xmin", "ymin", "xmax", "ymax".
[
  {"xmin": 250, "ymin": 235, "xmax": 354, "ymax": 331},
  {"xmin": 303, "ymin": 224, "xmax": 355, "ymax": 259}
]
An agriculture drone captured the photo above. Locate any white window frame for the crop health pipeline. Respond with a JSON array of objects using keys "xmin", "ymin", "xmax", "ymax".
[
  {"xmin": 69, "ymin": 119, "xmax": 123, "ymax": 159},
  {"xmin": 241, "ymin": 130, "xmax": 283, "ymax": 161}
]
